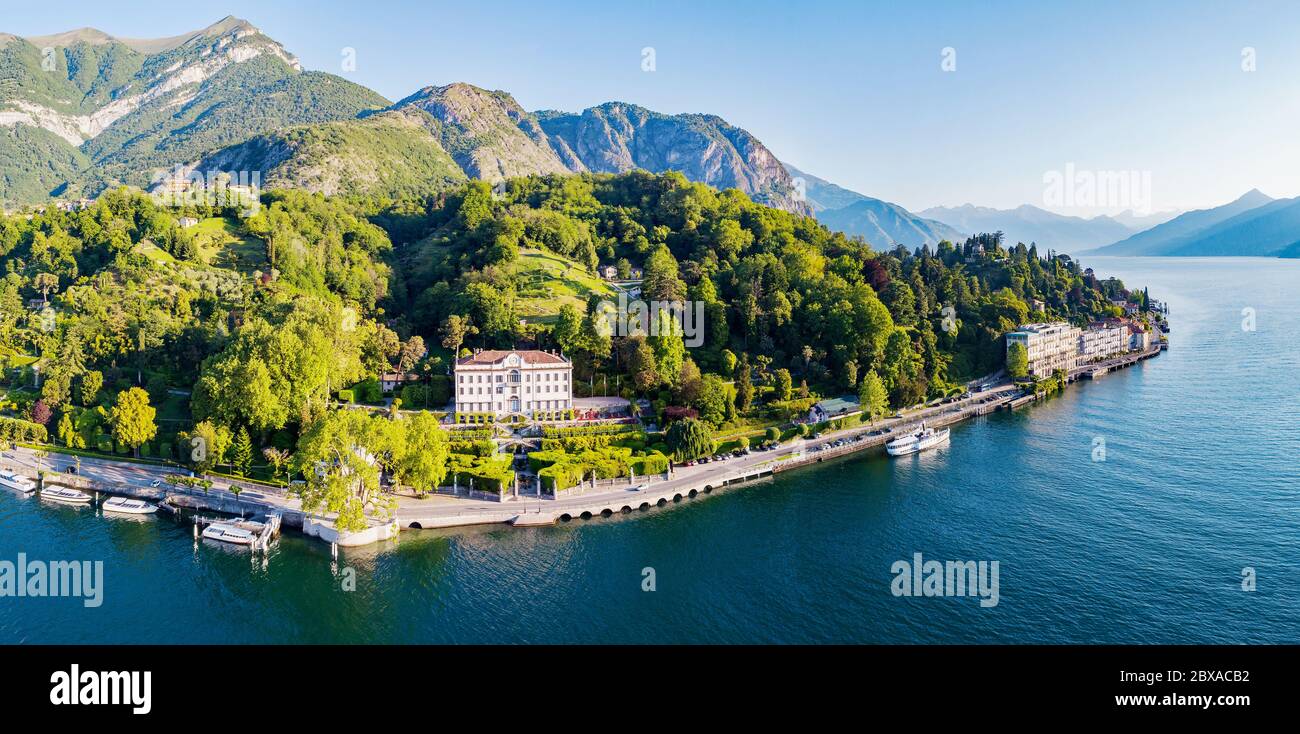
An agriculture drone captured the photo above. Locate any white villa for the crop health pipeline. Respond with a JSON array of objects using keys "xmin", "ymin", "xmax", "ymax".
[
  {"xmin": 1079, "ymin": 321, "xmax": 1129, "ymax": 362},
  {"xmin": 453, "ymin": 349, "xmax": 573, "ymax": 418},
  {"xmin": 1006, "ymin": 322, "xmax": 1081, "ymax": 378}
]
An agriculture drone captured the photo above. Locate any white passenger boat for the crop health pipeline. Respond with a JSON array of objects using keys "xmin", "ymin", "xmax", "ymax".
[
  {"xmin": 202, "ymin": 523, "xmax": 255, "ymax": 545},
  {"xmin": 39, "ymin": 486, "xmax": 93, "ymax": 504},
  {"xmin": 0, "ymin": 470, "xmax": 36, "ymax": 494},
  {"xmin": 885, "ymin": 423, "xmax": 950, "ymax": 457},
  {"xmin": 102, "ymin": 496, "xmax": 158, "ymax": 515}
]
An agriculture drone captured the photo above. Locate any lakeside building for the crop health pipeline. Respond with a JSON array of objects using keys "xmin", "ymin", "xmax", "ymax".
[
  {"xmin": 1128, "ymin": 323, "xmax": 1152, "ymax": 351},
  {"xmin": 1079, "ymin": 321, "xmax": 1129, "ymax": 362},
  {"xmin": 453, "ymin": 349, "xmax": 573, "ymax": 418},
  {"xmin": 1006, "ymin": 322, "xmax": 1081, "ymax": 378},
  {"xmin": 808, "ymin": 396, "xmax": 861, "ymax": 423}
]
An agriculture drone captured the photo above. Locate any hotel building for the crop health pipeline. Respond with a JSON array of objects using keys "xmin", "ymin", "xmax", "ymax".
[
  {"xmin": 1006, "ymin": 322, "xmax": 1081, "ymax": 378},
  {"xmin": 1079, "ymin": 321, "xmax": 1129, "ymax": 362},
  {"xmin": 453, "ymin": 349, "xmax": 573, "ymax": 417}
]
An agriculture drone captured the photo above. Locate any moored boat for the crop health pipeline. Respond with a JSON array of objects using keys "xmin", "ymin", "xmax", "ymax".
[
  {"xmin": 0, "ymin": 470, "xmax": 36, "ymax": 494},
  {"xmin": 202, "ymin": 523, "xmax": 255, "ymax": 545},
  {"xmin": 102, "ymin": 496, "xmax": 158, "ymax": 515},
  {"xmin": 885, "ymin": 423, "xmax": 950, "ymax": 457},
  {"xmin": 39, "ymin": 486, "xmax": 93, "ymax": 504}
]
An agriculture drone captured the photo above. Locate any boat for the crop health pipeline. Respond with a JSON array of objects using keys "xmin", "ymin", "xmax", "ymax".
[
  {"xmin": 0, "ymin": 470, "xmax": 36, "ymax": 494},
  {"xmin": 102, "ymin": 496, "xmax": 158, "ymax": 515},
  {"xmin": 885, "ymin": 423, "xmax": 951, "ymax": 457},
  {"xmin": 202, "ymin": 523, "xmax": 255, "ymax": 545},
  {"xmin": 39, "ymin": 486, "xmax": 93, "ymax": 504}
]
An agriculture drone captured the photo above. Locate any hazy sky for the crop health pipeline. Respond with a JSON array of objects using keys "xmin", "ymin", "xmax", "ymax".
[{"xmin": 7, "ymin": 0, "xmax": 1299, "ymax": 215}]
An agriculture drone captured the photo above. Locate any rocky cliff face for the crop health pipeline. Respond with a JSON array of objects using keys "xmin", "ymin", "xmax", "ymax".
[
  {"xmin": 537, "ymin": 103, "xmax": 811, "ymax": 214},
  {"xmin": 393, "ymin": 83, "xmax": 570, "ymax": 182}
]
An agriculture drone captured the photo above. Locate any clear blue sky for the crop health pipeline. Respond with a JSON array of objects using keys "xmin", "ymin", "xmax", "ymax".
[{"xmin": 7, "ymin": 0, "xmax": 1300, "ymax": 214}]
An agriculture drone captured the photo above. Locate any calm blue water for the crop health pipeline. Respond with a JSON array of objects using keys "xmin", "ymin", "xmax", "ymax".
[{"xmin": 2, "ymin": 257, "xmax": 1298, "ymax": 644}]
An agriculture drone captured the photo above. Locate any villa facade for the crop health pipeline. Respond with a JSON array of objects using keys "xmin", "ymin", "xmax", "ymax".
[
  {"xmin": 453, "ymin": 349, "xmax": 573, "ymax": 417},
  {"xmin": 1006, "ymin": 322, "xmax": 1081, "ymax": 378}
]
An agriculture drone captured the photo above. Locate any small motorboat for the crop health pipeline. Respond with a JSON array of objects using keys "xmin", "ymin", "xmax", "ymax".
[
  {"xmin": 0, "ymin": 470, "xmax": 36, "ymax": 494},
  {"xmin": 102, "ymin": 496, "xmax": 158, "ymax": 515},
  {"xmin": 202, "ymin": 523, "xmax": 255, "ymax": 545},
  {"xmin": 39, "ymin": 486, "xmax": 93, "ymax": 505}
]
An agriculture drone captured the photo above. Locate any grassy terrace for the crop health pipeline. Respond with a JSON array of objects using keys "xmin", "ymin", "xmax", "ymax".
[
  {"xmin": 514, "ymin": 248, "xmax": 616, "ymax": 323},
  {"xmin": 191, "ymin": 216, "xmax": 268, "ymax": 272}
]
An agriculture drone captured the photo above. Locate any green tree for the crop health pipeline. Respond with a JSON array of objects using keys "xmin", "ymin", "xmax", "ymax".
[
  {"xmin": 79, "ymin": 370, "xmax": 103, "ymax": 406},
  {"xmin": 231, "ymin": 427, "xmax": 253, "ymax": 476},
  {"xmin": 693, "ymin": 374, "xmax": 730, "ymax": 427},
  {"xmin": 263, "ymin": 447, "xmax": 292, "ymax": 484},
  {"xmin": 773, "ymin": 368, "xmax": 793, "ymax": 402},
  {"xmin": 110, "ymin": 387, "xmax": 156, "ymax": 458},
  {"xmin": 395, "ymin": 412, "xmax": 450, "ymax": 497},
  {"xmin": 666, "ymin": 417, "xmax": 714, "ymax": 462},
  {"xmin": 1006, "ymin": 342, "xmax": 1029, "ymax": 380},
  {"xmin": 57, "ymin": 412, "xmax": 86, "ymax": 448},
  {"xmin": 440, "ymin": 314, "xmax": 476, "ymax": 356},
  {"xmin": 552, "ymin": 304, "xmax": 584, "ymax": 356},
  {"xmin": 294, "ymin": 409, "xmax": 402, "ymax": 532},
  {"xmin": 858, "ymin": 369, "xmax": 889, "ymax": 421},
  {"xmin": 649, "ymin": 308, "xmax": 685, "ymax": 388},
  {"xmin": 183, "ymin": 420, "xmax": 231, "ymax": 474},
  {"xmin": 734, "ymin": 357, "xmax": 754, "ymax": 412}
]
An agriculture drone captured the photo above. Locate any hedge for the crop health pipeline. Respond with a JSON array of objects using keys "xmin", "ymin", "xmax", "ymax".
[
  {"xmin": 449, "ymin": 438, "xmax": 496, "ymax": 457},
  {"xmin": 532, "ymin": 446, "xmax": 669, "ymax": 491},
  {"xmin": 542, "ymin": 423, "xmax": 639, "ymax": 438},
  {"xmin": 447, "ymin": 454, "xmax": 515, "ymax": 494},
  {"xmin": 0, "ymin": 416, "xmax": 47, "ymax": 443}
]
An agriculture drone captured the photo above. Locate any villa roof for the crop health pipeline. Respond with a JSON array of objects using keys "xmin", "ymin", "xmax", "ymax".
[{"xmin": 456, "ymin": 349, "xmax": 570, "ymax": 367}]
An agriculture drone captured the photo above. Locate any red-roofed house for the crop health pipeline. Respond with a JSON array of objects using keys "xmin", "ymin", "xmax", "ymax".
[{"xmin": 453, "ymin": 349, "xmax": 573, "ymax": 418}]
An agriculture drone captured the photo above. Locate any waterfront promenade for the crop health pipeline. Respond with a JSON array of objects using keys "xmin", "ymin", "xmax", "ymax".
[{"xmin": 1, "ymin": 345, "xmax": 1161, "ymax": 543}]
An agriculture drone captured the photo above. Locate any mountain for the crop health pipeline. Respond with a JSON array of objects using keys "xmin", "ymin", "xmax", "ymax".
[
  {"xmin": 919, "ymin": 203, "xmax": 1135, "ymax": 253},
  {"xmin": 0, "ymin": 16, "xmax": 389, "ymax": 204},
  {"xmin": 1148, "ymin": 196, "xmax": 1300, "ymax": 256},
  {"xmin": 0, "ymin": 18, "xmax": 821, "ymax": 216},
  {"xmin": 784, "ymin": 164, "xmax": 963, "ymax": 248},
  {"xmin": 195, "ymin": 81, "xmax": 814, "ymax": 213},
  {"xmin": 1108, "ymin": 208, "xmax": 1183, "ymax": 231},
  {"xmin": 1090, "ymin": 189, "xmax": 1275, "ymax": 256},
  {"xmin": 393, "ymin": 83, "xmax": 571, "ymax": 181},
  {"xmin": 538, "ymin": 103, "xmax": 809, "ymax": 214},
  {"xmin": 194, "ymin": 107, "xmax": 466, "ymax": 198}
]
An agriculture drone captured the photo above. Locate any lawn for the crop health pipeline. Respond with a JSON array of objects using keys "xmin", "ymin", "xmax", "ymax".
[
  {"xmin": 191, "ymin": 217, "xmax": 268, "ymax": 272},
  {"xmin": 513, "ymin": 248, "xmax": 616, "ymax": 323}
]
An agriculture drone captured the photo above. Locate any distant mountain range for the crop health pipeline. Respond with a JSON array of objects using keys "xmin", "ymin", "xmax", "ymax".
[
  {"xmin": 6, "ymin": 17, "xmax": 1295, "ymax": 259},
  {"xmin": 917, "ymin": 203, "xmax": 1145, "ymax": 254},
  {"xmin": 1089, "ymin": 189, "xmax": 1300, "ymax": 257},
  {"xmin": 784, "ymin": 164, "xmax": 963, "ymax": 248}
]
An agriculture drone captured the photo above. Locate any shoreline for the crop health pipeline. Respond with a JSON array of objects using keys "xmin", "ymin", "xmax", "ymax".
[{"xmin": 3, "ymin": 346, "xmax": 1163, "ymax": 546}]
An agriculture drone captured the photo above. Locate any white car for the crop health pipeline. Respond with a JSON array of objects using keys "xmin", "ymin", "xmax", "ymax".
[{"xmin": 149, "ymin": 479, "xmax": 162, "ymax": 488}]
